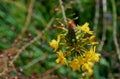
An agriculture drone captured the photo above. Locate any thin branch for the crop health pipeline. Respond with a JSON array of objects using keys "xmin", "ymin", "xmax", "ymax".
[
  {"xmin": 10, "ymin": 17, "xmax": 55, "ymax": 64},
  {"xmin": 11, "ymin": 0, "xmax": 35, "ymax": 47},
  {"xmin": 59, "ymin": 0, "xmax": 67, "ymax": 26},
  {"xmin": 1, "ymin": 17, "xmax": 54, "ymax": 76},
  {"xmin": 98, "ymin": 0, "xmax": 107, "ymax": 52},
  {"xmin": 111, "ymin": 0, "xmax": 120, "ymax": 61},
  {"xmin": 10, "ymin": 0, "xmax": 68, "ymax": 65},
  {"xmin": 94, "ymin": 0, "xmax": 100, "ymax": 36},
  {"xmin": 40, "ymin": 64, "xmax": 61, "ymax": 76},
  {"xmin": 22, "ymin": 55, "xmax": 47, "ymax": 69},
  {"xmin": 1, "ymin": 0, "xmax": 26, "ymax": 11},
  {"xmin": 0, "ymin": 57, "xmax": 8, "ymax": 77},
  {"xmin": 20, "ymin": 0, "xmax": 35, "ymax": 35},
  {"xmin": 22, "ymin": 54, "xmax": 56, "ymax": 70}
]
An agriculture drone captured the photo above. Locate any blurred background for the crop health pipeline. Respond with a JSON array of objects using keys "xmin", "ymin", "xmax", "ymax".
[{"xmin": 0, "ymin": 0, "xmax": 120, "ymax": 79}]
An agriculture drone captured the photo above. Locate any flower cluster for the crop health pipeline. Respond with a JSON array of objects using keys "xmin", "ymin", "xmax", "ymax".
[{"xmin": 49, "ymin": 20, "xmax": 101, "ymax": 76}]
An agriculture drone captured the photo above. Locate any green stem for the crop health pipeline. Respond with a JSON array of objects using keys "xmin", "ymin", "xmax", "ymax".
[{"xmin": 111, "ymin": 0, "xmax": 120, "ymax": 61}]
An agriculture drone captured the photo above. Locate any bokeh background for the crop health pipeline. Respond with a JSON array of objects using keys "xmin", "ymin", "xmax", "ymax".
[{"xmin": 0, "ymin": 0, "xmax": 120, "ymax": 79}]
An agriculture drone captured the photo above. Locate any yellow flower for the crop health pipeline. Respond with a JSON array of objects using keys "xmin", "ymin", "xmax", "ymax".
[
  {"xmin": 89, "ymin": 35, "xmax": 96, "ymax": 42},
  {"xmin": 88, "ymin": 46, "xmax": 96, "ymax": 56},
  {"xmin": 87, "ymin": 46, "xmax": 101, "ymax": 62},
  {"xmin": 89, "ymin": 53, "xmax": 101, "ymax": 62},
  {"xmin": 82, "ymin": 62, "xmax": 94, "ymax": 76},
  {"xmin": 78, "ymin": 56, "xmax": 85, "ymax": 65},
  {"xmin": 56, "ymin": 50, "xmax": 66, "ymax": 65},
  {"xmin": 78, "ymin": 46, "xmax": 101, "ymax": 76},
  {"xmin": 49, "ymin": 35, "xmax": 60, "ymax": 51},
  {"xmin": 84, "ymin": 46, "xmax": 95, "ymax": 58},
  {"xmin": 82, "ymin": 63, "xmax": 89, "ymax": 71},
  {"xmin": 83, "ymin": 35, "xmax": 99, "ymax": 45},
  {"xmin": 77, "ymin": 46, "xmax": 101, "ymax": 65},
  {"xmin": 89, "ymin": 35, "xmax": 99, "ymax": 45},
  {"xmin": 88, "ymin": 69, "xmax": 93, "ymax": 76},
  {"xmin": 77, "ymin": 22, "xmax": 93, "ymax": 34},
  {"xmin": 87, "ymin": 62, "xmax": 94, "ymax": 68},
  {"xmin": 82, "ymin": 62, "xmax": 94, "ymax": 71},
  {"xmin": 69, "ymin": 58, "xmax": 80, "ymax": 71}
]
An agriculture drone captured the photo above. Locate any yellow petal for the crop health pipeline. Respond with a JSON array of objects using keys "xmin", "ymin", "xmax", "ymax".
[
  {"xmin": 93, "ymin": 53, "xmax": 101, "ymax": 62},
  {"xmin": 49, "ymin": 35, "xmax": 61, "ymax": 51},
  {"xmin": 82, "ymin": 63, "xmax": 89, "ymax": 71},
  {"xmin": 77, "ymin": 22, "xmax": 93, "ymax": 34},
  {"xmin": 57, "ymin": 35, "xmax": 61, "ymax": 42},
  {"xmin": 69, "ymin": 59, "xmax": 80, "ymax": 71},
  {"xmin": 56, "ymin": 58, "xmax": 60, "ymax": 63},
  {"xmin": 88, "ymin": 69, "xmax": 93, "ymax": 76},
  {"xmin": 49, "ymin": 39, "xmax": 58, "ymax": 51},
  {"xmin": 56, "ymin": 51, "xmax": 66, "ymax": 65},
  {"xmin": 57, "ymin": 50, "xmax": 64, "ymax": 57},
  {"xmin": 89, "ymin": 35, "xmax": 95, "ymax": 42},
  {"xmin": 87, "ymin": 62, "xmax": 94, "ymax": 68}
]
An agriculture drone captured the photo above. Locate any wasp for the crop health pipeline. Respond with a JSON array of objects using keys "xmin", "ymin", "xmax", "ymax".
[{"xmin": 65, "ymin": 20, "xmax": 77, "ymax": 47}]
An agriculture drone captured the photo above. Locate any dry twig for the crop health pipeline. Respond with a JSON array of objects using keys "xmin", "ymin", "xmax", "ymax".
[
  {"xmin": 40, "ymin": 64, "xmax": 61, "ymax": 77},
  {"xmin": 10, "ymin": 17, "xmax": 54, "ymax": 64},
  {"xmin": 1, "ymin": 0, "xmax": 26, "ymax": 11},
  {"xmin": 20, "ymin": 0, "xmax": 35, "ymax": 35},
  {"xmin": 98, "ymin": 0, "xmax": 107, "ymax": 51},
  {"xmin": 93, "ymin": 0, "xmax": 100, "ymax": 35},
  {"xmin": 59, "ymin": 0, "xmax": 67, "ymax": 26},
  {"xmin": 111, "ymin": 0, "xmax": 120, "ymax": 61},
  {"xmin": 22, "ymin": 54, "xmax": 47, "ymax": 69}
]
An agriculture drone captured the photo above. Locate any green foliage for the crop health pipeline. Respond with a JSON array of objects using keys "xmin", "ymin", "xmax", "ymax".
[{"xmin": 0, "ymin": 0, "xmax": 120, "ymax": 79}]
